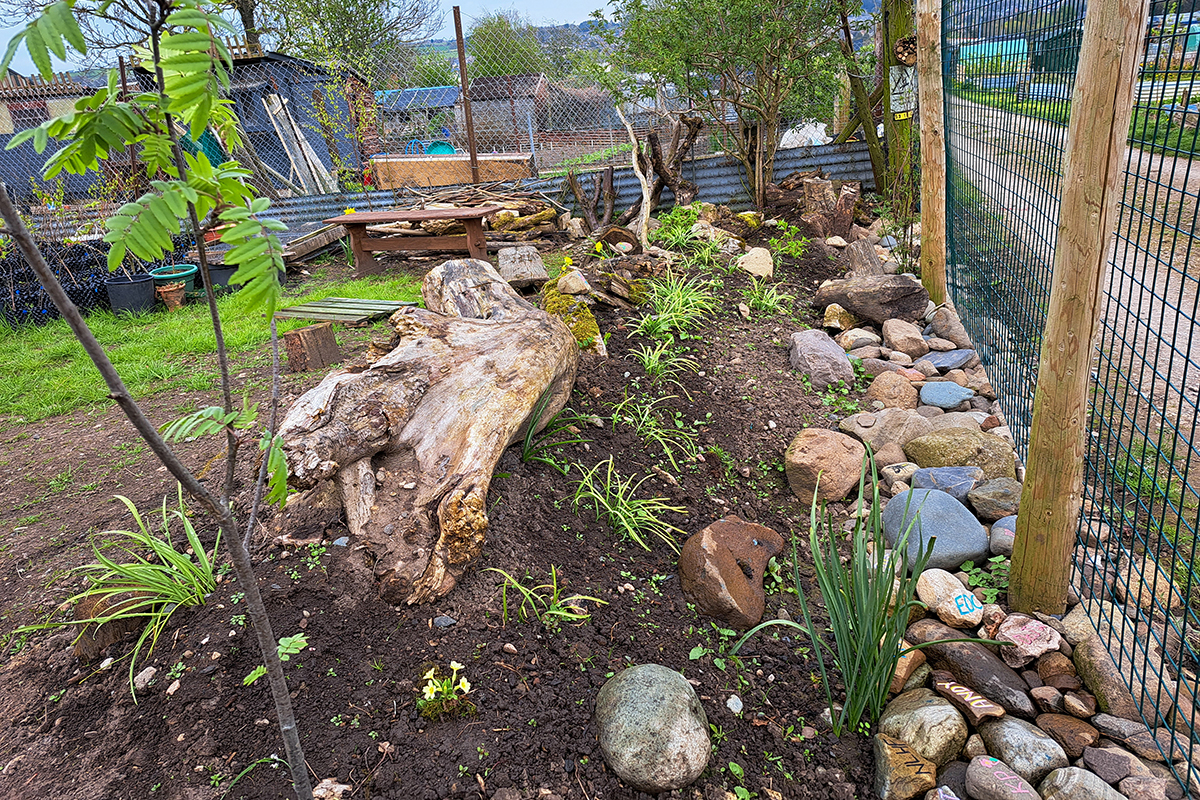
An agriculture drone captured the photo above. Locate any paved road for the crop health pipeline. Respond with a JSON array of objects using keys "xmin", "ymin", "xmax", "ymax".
[{"xmin": 945, "ymin": 93, "xmax": 1200, "ymax": 446}]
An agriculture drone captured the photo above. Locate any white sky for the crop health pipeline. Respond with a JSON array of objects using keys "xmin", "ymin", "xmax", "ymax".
[{"xmin": 1, "ymin": 1, "xmax": 601, "ymax": 75}]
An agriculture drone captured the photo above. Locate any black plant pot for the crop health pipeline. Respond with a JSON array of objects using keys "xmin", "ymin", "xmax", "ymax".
[
  {"xmin": 206, "ymin": 266, "xmax": 239, "ymax": 289},
  {"xmin": 105, "ymin": 274, "xmax": 156, "ymax": 315}
]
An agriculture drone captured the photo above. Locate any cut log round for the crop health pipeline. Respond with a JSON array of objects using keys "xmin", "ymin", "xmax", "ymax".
[{"xmin": 279, "ymin": 258, "xmax": 579, "ymax": 604}]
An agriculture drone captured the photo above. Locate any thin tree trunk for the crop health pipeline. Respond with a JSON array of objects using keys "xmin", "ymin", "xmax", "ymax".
[{"xmin": 0, "ymin": 184, "xmax": 313, "ymax": 800}]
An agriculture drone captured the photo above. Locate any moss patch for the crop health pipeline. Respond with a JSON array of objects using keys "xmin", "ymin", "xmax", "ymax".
[{"xmin": 542, "ymin": 278, "xmax": 600, "ymax": 347}]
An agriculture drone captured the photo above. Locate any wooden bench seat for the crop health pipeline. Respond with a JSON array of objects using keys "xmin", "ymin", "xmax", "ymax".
[{"xmin": 323, "ymin": 206, "xmax": 501, "ymax": 275}]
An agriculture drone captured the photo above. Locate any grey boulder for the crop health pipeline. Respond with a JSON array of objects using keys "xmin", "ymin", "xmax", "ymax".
[
  {"xmin": 882, "ymin": 488, "xmax": 990, "ymax": 571},
  {"xmin": 789, "ymin": 329, "xmax": 854, "ymax": 391},
  {"xmin": 595, "ymin": 664, "xmax": 709, "ymax": 792}
]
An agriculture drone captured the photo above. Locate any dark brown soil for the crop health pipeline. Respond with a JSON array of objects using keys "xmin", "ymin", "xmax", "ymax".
[{"xmin": 0, "ymin": 233, "xmax": 877, "ymax": 800}]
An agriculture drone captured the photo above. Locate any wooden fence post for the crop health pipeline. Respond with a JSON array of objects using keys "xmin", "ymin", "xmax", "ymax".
[
  {"xmin": 915, "ymin": 0, "xmax": 946, "ymax": 305},
  {"xmin": 1008, "ymin": 0, "xmax": 1150, "ymax": 614}
]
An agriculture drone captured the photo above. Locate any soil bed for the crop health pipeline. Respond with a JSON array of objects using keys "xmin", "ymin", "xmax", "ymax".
[{"xmin": 0, "ymin": 236, "xmax": 876, "ymax": 799}]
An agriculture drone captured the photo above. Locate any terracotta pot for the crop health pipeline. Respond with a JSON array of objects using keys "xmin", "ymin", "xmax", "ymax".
[{"xmin": 156, "ymin": 281, "xmax": 186, "ymax": 312}]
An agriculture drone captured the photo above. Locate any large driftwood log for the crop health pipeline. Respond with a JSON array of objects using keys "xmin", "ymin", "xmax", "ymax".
[{"xmin": 279, "ymin": 259, "xmax": 579, "ymax": 604}]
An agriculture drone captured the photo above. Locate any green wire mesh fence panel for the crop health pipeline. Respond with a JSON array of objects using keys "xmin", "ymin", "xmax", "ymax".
[{"xmin": 944, "ymin": 0, "xmax": 1200, "ymax": 787}]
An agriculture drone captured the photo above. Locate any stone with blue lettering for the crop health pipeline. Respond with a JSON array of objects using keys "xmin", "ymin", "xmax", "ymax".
[
  {"xmin": 911, "ymin": 466, "xmax": 986, "ymax": 503},
  {"xmin": 917, "ymin": 568, "xmax": 985, "ymax": 628},
  {"xmin": 882, "ymin": 488, "xmax": 990, "ymax": 572},
  {"xmin": 920, "ymin": 381, "xmax": 976, "ymax": 410}
]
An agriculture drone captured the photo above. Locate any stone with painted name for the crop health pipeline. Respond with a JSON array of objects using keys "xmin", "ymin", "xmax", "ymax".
[
  {"xmin": 907, "ymin": 619, "xmax": 1037, "ymax": 719},
  {"xmin": 965, "ymin": 755, "xmax": 1040, "ymax": 800},
  {"xmin": 931, "ymin": 670, "xmax": 1006, "ymax": 726},
  {"xmin": 917, "ymin": 569, "xmax": 985, "ymax": 628},
  {"xmin": 996, "ymin": 614, "xmax": 1065, "ymax": 669},
  {"xmin": 875, "ymin": 733, "xmax": 937, "ymax": 800}
]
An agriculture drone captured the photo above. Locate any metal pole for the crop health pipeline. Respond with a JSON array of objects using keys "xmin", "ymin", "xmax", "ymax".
[
  {"xmin": 527, "ymin": 110, "xmax": 537, "ymax": 174},
  {"xmin": 453, "ymin": 6, "xmax": 480, "ymax": 184}
]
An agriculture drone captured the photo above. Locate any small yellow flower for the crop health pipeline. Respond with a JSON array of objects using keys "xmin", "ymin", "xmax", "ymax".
[
  {"xmin": 450, "ymin": 660, "xmax": 464, "ymax": 672},
  {"xmin": 422, "ymin": 667, "xmax": 436, "ymax": 681},
  {"xmin": 422, "ymin": 683, "xmax": 438, "ymax": 701},
  {"xmin": 563, "ymin": 256, "xmax": 573, "ymax": 267},
  {"xmin": 457, "ymin": 677, "xmax": 471, "ymax": 694},
  {"xmin": 594, "ymin": 240, "xmax": 604, "ymax": 253},
  {"xmin": 344, "ymin": 207, "xmax": 356, "ymax": 215}
]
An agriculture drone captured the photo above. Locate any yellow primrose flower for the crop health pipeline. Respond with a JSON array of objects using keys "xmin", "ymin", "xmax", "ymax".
[
  {"xmin": 457, "ymin": 677, "xmax": 471, "ymax": 693},
  {"xmin": 422, "ymin": 683, "xmax": 438, "ymax": 701},
  {"xmin": 563, "ymin": 256, "xmax": 573, "ymax": 266},
  {"xmin": 344, "ymin": 207, "xmax": 356, "ymax": 215},
  {"xmin": 450, "ymin": 660, "xmax": 464, "ymax": 672},
  {"xmin": 422, "ymin": 667, "xmax": 436, "ymax": 681},
  {"xmin": 594, "ymin": 240, "xmax": 604, "ymax": 253}
]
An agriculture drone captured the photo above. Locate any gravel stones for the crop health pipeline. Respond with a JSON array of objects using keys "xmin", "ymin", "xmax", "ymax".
[
  {"xmin": 1115, "ymin": 552, "xmax": 1186, "ymax": 616},
  {"xmin": 878, "ymin": 689, "xmax": 969, "ymax": 767},
  {"xmin": 919, "ymin": 382, "xmax": 975, "ymax": 410},
  {"xmin": 1036, "ymin": 713, "xmax": 1100, "ymax": 757},
  {"xmin": 883, "ymin": 319, "xmax": 931, "ymax": 358},
  {"xmin": 815, "ymin": 275, "xmax": 931, "ymax": 326},
  {"xmin": 840, "ymin": 408, "xmax": 934, "ymax": 451},
  {"xmin": 882, "ymin": 489, "xmax": 990, "ymax": 572},
  {"xmin": 965, "ymin": 755, "xmax": 1040, "ymax": 800},
  {"xmin": 977, "ymin": 716, "xmax": 1069, "ymax": 784},
  {"xmin": 867, "ymin": 371, "xmax": 920, "ymax": 409},
  {"xmin": 917, "ymin": 569, "xmax": 985, "ymax": 628},
  {"xmin": 784, "ymin": 428, "xmax": 866, "ymax": 503},
  {"xmin": 1038, "ymin": 766, "xmax": 1129, "ymax": 800},
  {"xmin": 989, "ymin": 516, "xmax": 1017, "ymax": 557},
  {"xmin": 1082, "ymin": 745, "xmax": 1135, "ymax": 783},
  {"xmin": 929, "ymin": 307, "xmax": 972, "ymax": 349},
  {"xmin": 907, "ymin": 619, "xmax": 1036, "ymax": 719},
  {"xmin": 1074, "ymin": 638, "xmax": 1143, "ymax": 721},
  {"xmin": 967, "ymin": 478, "xmax": 1023, "ymax": 522},
  {"xmin": 903, "ymin": 428, "xmax": 1017, "ymax": 481},
  {"xmin": 917, "ymin": 350, "xmax": 977, "ymax": 373},
  {"xmin": 789, "ymin": 329, "xmax": 854, "ymax": 391},
  {"xmin": 679, "ymin": 516, "xmax": 784, "ymax": 630},
  {"xmin": 835, "ymin": 327, "xmax": 881, "ymax": 350},
  {"xmin": 595, "ymin": 664, "xmax": 709, "ymax": 792},
  {"xmin": 910, "ymin": 466, "xmax": 985, "ymax": 504},
  {"xmin": 874, "ymin": 733, "xmax": 938, "ymax": 800}
]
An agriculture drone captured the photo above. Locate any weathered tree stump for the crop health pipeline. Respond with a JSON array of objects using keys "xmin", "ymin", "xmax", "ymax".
[
  {"xmin": 278, "ymin": 258, "xmax": 579, "ymax": 604},
  {"xmin": 282, "ymin": 322, "xmax": 341, "ymax": 373}
]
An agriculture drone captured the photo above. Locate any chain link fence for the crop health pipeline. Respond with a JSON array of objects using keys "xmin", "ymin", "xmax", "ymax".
[
  {"xmin": 0, "ymin": 12, "xmax": 843, "ymax": 213},
  {"xmin": 944, "ymin": 0, "xmax": 1200, "ymax": 786}
]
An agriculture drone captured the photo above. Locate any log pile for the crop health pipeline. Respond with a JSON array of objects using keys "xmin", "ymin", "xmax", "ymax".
[{"xmin": 277, "ymin": 258, "xmax": 579, "ymax": 605}]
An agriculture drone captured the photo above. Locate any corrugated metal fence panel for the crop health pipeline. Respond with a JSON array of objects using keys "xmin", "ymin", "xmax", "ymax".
[{"xmin": 269, "ymin": 142, "xmax": 875, "ymax": 229}]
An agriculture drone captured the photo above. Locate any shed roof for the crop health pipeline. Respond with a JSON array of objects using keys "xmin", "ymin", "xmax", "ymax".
[
  {"xmin": 469, "ymin": 73, "xmax": 546, "ymax": 101},
  {"xmin": 376, "ymin": 85, "xmax": 460, "ymax": 111}
]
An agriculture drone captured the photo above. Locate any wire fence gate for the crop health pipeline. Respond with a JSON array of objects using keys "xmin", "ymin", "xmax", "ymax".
[{"xmin": 943, "ymin": 0, "xmax": 1200, "ymax": 787}]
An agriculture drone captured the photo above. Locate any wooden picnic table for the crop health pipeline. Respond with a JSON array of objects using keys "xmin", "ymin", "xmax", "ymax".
[{"xmin": 323, "ymin": 206, "xmax": 501, "ymax": 275}]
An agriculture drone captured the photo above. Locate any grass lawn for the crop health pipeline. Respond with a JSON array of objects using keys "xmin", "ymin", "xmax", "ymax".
[{"xmin": 0, "ymin": 269, "xmax": 423, "ymax": 424}]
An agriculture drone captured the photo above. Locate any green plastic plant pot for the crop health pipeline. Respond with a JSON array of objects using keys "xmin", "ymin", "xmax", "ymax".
[{"xmin": 150, "ymin": 264, "xmax": 198, "ymax": 291}]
